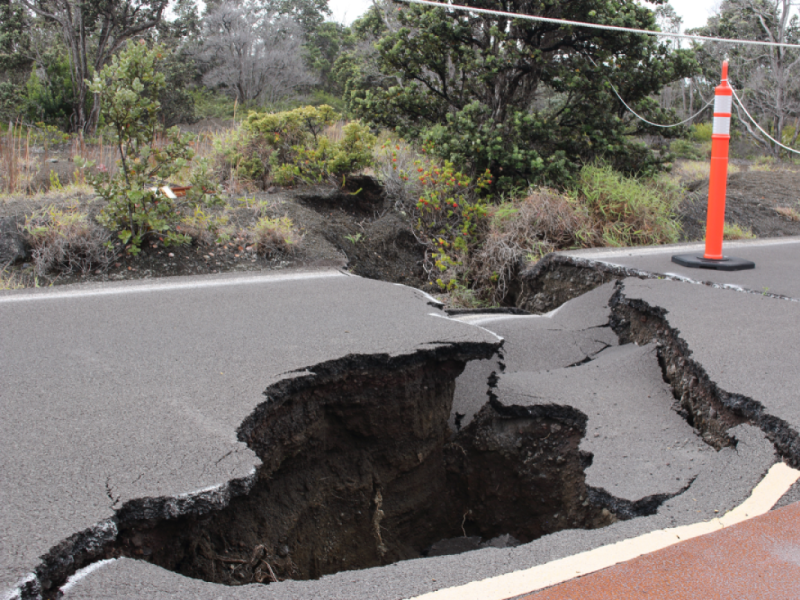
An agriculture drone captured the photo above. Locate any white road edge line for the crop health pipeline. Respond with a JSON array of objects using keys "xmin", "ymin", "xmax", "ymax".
[
  {"xmin": 559, "ymin": 237, "xmax": 800, "ymax": 260},
  {"xmin": 407, "ymin": 462, "xmax": 800, "ymax": 600},
  {"xmin": 0, "ymin": 270, "xmax": 346, "ymax": 303},
  {"xmin": 451, "ymin": 305, "xmax": 563, "ymax": 326},
  {"xmin": 59, "ymin": 559, "xmax": 117, "ymax": 595},
  {"xmin": 427, "ymin": 312, "xmax": 505, "ymax": 342}
]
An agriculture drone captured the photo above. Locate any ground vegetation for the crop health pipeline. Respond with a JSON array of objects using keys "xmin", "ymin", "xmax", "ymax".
[{"xmin": 4, "ymin": 1, "xmax": 800, "ymax": 306}]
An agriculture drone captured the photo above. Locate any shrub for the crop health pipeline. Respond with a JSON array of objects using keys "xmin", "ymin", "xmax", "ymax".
[
  {"xmin": 247, "ymin": 105, "xmax": 339, "ymax": 161},
  {"xmin": 375, "ymin": 139, "xmax": 490, "ymax": 291},
  {"xmin": 670, "ymin": 139, "xmax": 705, "ymax": 160},
  {"xmin": 692, "ymin": 123, "xmax": 713, "ymax": 142},
  {"xmin": 21, "ymin": 205, "xmax": 115, "ymax": 276},
  {"xmin": 575, "ymin": 165, "xmax": 682, "ymax": 247},
  {"xmin": 185, "ymin": 157, "xmax": 225, "ymax": 207},
  {"xmin": 374, "ymin": 137, "xmax": 422, "ymax": 210},
  {"xmin": 177, "ymin": 207, "xmax": 232, "ymax": 246},
  {"xmin": 191, "ymin": 88, "xmax": 237, "ymax": 119},
  {"xmin": 244, "ymin": 106, "xmax": 375, "ymax": 186},
  {"xmin": 211, "ymin": 125, "xmax": 267, "ymax": 187},
  {"xmin": 82, "ymin": 40, "xmax": 195, "ymax": 253}
]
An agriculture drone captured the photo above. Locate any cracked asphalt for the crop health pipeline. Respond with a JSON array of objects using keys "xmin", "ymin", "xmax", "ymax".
[
  {"xmin": 0, "ymin": 270, "xmax": 499, "ymax": 599},
  {"xmin": 4, "ymin": 237, "xmax": 800, "ymax": 600}
]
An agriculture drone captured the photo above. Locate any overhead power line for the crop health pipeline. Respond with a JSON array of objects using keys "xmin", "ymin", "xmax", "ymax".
[
  {"xmin": 608, "ymin": 83, "xmax": 714, "ymax": 128},
  {"xmin": 730, "ymin": 87, "xmax": 800, "ymax": 155},
  {"xmin": 397, "ymin": 0, "xmax": 800, "ymax": 50}
]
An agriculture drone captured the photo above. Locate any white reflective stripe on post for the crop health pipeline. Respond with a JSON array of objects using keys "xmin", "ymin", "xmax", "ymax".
[
  {"xmin": 714, "ymin": 94, "xmax": 733, "ymax": 114},
  {"xmin": 713, "ymin": 115, "xmax": 731, "ymax": 135}
]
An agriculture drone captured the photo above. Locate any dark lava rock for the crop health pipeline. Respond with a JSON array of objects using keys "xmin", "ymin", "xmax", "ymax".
[{"xmin": 0, "ymin": 217, "xmax": 29, "ymax": 264}]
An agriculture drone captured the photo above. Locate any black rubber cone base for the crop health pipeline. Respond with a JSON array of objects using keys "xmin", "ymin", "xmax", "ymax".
[{"xmin": 671, "ymin": 254, "xmax": 755, "ymax": 271}]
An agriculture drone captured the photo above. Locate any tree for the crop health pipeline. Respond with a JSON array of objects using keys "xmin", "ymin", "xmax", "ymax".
[
  {"xmin": 266, "ymin": 0, "xmax": 331, "ymax": 35},
  {"xmin": 200, "ymin": 1, "xmax": 317, "ymax": 106},
  {"xmin": 19, "ymin": 0, "xmax": 168, "ymax": 133},
  {"xmin": 305, "ymin": 21, "xmax": 354, "ymax": 96},
  {"xmin": 653, "ymin": 2, "xmax": 694, "ymax": 119},
  {"xmin": 0, "ymin": 0, "xmax": 33, "ymax": 120},
  {"xmin": 344, "ymin": 0, "xmax": 697, "ymax": 188},
  {"xmin": 0, "ymin": 0, "xmax": 32, "ymax": 79},
  {"xmin": 692, "ymin": 0, "xmax": 800, "ymax": 156},
  {"xmin": 151, "ymin": 0, "xmax": 203, "ymax": 126},
  {"xmin": 24, "ymin": 54, "xmax": 75, "ymax": 127}
]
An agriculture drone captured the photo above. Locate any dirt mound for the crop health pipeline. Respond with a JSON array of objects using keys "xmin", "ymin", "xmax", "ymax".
[{"xmin": 680, "ymin": 169, "xmax": 800, "ymax": 241}]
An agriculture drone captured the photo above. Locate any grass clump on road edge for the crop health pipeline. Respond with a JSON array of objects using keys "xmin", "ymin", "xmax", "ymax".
[
  {"xmin": 723, "ymin": 222, "xmax": 756, "ymax": 240},
  {"xmin": 0, "ymin": 266, "xmax": 24, "ymax": 290},
  {"xmin": 250, "ymin": 215, "xmax": 303, "ymax": 257},
  {"xmin": 576, "ymin": 164, "xmax": 682, "ymax": 248},
  {"xmin": 464, "ymin": 165, "xmax": 683, "ymax": 305},
  {"xmin": 469, "ymin": 189, "xmax": 596, "ymax": 305}
]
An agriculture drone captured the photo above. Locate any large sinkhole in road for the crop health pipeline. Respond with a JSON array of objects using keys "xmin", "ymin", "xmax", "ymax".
[{"xmin": 112, "ymin": 350, "xmax": 621, "ymax": 586}]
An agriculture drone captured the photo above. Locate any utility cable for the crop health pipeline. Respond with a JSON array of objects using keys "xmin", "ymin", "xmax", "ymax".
[
  {"xmin": 395, "ymin": 0, "xmax": 800, "ymax": 149},
  {"xmin": 609, "ymin": 86, "xmax": 714, "ymax": 128},
  {"xmin": 730, "ymin": 86, "xmax": 800, "ymax": 156},
  {"xmin": 584, "ymin": 55, "xmax": 714, "ymax": 128},
  {"xmin": 397, "ymin": 0, "xmax": 800, "ymax": 50}
]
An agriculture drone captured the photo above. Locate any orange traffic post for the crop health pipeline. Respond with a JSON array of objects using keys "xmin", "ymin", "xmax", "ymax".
[{"xmin": 672, "ymin": 61, "xmax": 755, "ymax": 271}]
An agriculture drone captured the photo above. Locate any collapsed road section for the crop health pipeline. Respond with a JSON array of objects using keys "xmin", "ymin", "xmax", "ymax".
[
  {"xmin": 609, "ymin": 277, "xmax": 800, "ymax": 465},
  {"xmin": 2, "ymin": 272, "xmax": 661, "ymax": 599},
  {"xmin": 106, "ymin": 348, "xmax": 615, "ymax": 589}
]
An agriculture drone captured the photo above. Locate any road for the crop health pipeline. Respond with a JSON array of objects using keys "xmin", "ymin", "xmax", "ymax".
[{"xmin": 4, "ymin": 237, "xmax": 800, "ymax": 600}]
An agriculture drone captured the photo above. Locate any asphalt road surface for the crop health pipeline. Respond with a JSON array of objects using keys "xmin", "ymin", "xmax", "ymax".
[{"xmin": 4, "ymin": 238, "xmax": 800, "ymax": 600}]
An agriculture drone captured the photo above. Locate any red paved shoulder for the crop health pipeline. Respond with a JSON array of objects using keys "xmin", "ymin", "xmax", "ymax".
[{"xmin": 523, "ymin": 501, "xmax": 800, "ymax": 600}]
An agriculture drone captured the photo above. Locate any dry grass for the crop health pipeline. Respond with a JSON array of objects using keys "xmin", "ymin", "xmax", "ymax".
[
  {"xmin": 469, "ymin": 189, "xmax": 596, "ymax": 304},
  {"xmin": 0, "ymin": 123, "xmax": 35, "ymax": 193},
  {"xmin": 323, "ymin": 121, "xmax": 347, "ymax": 144},
  {"xmin": 775, "ymin": 206, "xmax": 800, "ymax": 221},
  {"xmin": 249, "ymin": 215, "xmax": 303, "ymax": 256},
  {"xmin": 21, "ymin": 204, "xmax": 115, "ymax": 276},
  {"xmin": 0, "ymin": 124, "xmax": 123, "ymax": 195},
  {"xmin": 750, "ymin": 155, "xmax": 777, "ymax": 172},
  {"xmin": 669, "ymin": 159, "xmax": 740, "ymax": 186},
  {"xmin": 0, "ymin": 266, "xmax": 24, "ymax": 290},
  {"xmin": 69, "ymin": 136, "xmax": 118, "ymax": 183}
]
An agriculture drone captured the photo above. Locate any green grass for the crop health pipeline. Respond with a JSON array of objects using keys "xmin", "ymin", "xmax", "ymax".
[
  {"xmin": 575, "ymin": 164, "xmax": 682, "ymax": 247},
  {"xmin": 723, "ymin": 222, "xmax": 756, "ymax": 240}
]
